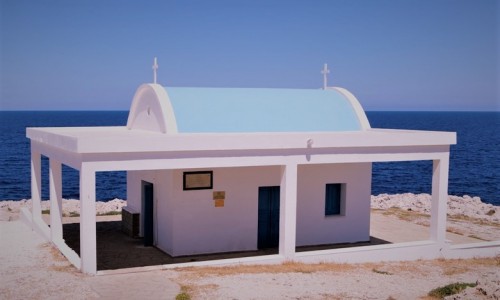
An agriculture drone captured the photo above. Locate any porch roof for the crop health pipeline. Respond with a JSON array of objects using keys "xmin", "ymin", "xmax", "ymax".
[{"xmin": 26, "ymin": 126, "xmax": 456, "ymax": 154}]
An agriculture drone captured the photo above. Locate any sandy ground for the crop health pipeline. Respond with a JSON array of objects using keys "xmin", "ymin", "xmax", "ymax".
[
  {"xmin": 0, "ymin": 219, "xmax": 499, "ymax": 300},
  {"xmin": 175, "ymin": 260, "xmax": 500, "ymax": 300},
  {"xmin": 0, "ymin": 219, "xmax": 180, "ymax": 300},
  {"xmin": 1, "ymin": 194, "xmax": 499, "ymax": 299}
]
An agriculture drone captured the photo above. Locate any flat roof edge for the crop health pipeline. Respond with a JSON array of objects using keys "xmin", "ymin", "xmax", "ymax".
[
  {"xmin": 26, "ymin": 127, "xmax": 456, "ymax": 154},
  {"xmin": 27, "ymin": 128, "xmax": 80, "ymax": 152}
]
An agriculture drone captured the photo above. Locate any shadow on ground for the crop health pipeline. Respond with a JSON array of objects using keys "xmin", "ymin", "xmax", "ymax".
[{"xmin": 63, "ymin": 221, "xmax": 390, "ymax": 271}]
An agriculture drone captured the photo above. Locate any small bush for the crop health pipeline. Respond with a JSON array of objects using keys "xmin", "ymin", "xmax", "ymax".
[
  {"xmin": 175, "ymin": 285, "xmax": 192, "ymax": 300},
  {"xmin": 175, "ymin": 292, "xmax": 191, "ymax": 300},
  {"xmin": 428, "ymin": 282, "xmax": 477, "ymax": 298},
  {"xmin": 372, "ymin": 268, "xmax": 393, "ymax": 275},
  {"xmin": 467, "ymin": 234, "xmax": 489, "ymax": 241},
  {"xmin": 97, "ymin": 211, "xmax": 122, "ymax": 216}
]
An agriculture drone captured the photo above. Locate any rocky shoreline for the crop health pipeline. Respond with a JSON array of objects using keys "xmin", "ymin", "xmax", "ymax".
[
  {"xmin": 1, "ymin": 193, "xmax": 498, "ymax": 223},
  {"xmin": 371, "ymin": 193, "xmax": 499, "ymax": 223},
  {"xmin": 0, "ymin": 198, "xmax": 126, "ymax": 221}
]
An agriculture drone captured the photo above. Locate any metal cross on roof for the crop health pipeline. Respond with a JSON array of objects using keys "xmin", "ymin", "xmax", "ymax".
[
  {"xmin": 152, "ymin": 57, "xmax": 159, "ymax": 84},
  {"xmin": 321, "ymin": 63, "xmax": 330, "ymax": 90}
]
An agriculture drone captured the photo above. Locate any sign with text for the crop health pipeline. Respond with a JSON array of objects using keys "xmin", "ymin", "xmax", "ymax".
[{"xmin": 183, "ymin": 171, "xmax": 213, "ymax": 190}]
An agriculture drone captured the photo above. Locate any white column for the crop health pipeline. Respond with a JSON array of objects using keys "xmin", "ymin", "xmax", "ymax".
[
  {"xmin": 80, "ymin": 164, "xmax": 97, "ymax": 274},
  {"xmin": 430, "ymin": 156, "xmax": 450, "ymax": 244},
  {"xmin": 50, "ymin": 159, "xmax": 63, "ymax": 243},
  {"xmin": 31, "ymin": 149, "xmax": 42, "ymax": 225},
  {"xmin": 279, "ymin": 164, "xmax": 298, "ymax": 259}
]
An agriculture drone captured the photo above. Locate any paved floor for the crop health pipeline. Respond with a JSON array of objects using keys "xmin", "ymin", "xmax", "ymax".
[
  {"xmin": 63, "ymin": 220, "xmax": 280, "ymax": 270},
  {"xmin": 59, "ymin": 211, "xmax": 482, "ymax": 272},
  {"xmin": 370, "ymin": 211, "xmax": 483, "ymax": 244},
  {"xmin": 62, "ymin": 220, "xmax": 391, "ymax": 271}
]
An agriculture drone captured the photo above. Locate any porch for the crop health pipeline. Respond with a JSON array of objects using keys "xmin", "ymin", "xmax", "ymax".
[{"xmin": 41, "ymin": 209, "xmax": 483, "ymax": 273}]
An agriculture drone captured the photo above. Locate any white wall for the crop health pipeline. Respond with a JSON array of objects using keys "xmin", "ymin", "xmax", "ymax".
[
  {"xmin": 126, "ymin": 170, "xmax": 155, "ymax": 237},
  {"xmin": 126, "ymin": 163, "xmax": 372, "ymax": 256},
  {"xmin": 127, "ymin": 170, "xmax": 175, "ymax": 254},
  {"xmin": 169, "ymin": 166, "xmax": 281, "ymax": 256},
  {"xmin": 153, "ymin": 170, "xmax": 175, "ymax": 254},
  {"xmin": 296, "ymin": 163, "xmax": 372, "ymax": 246},
  {"xmin": 126, "ymin": 171, "xmax": 141, "ymax": 213}
]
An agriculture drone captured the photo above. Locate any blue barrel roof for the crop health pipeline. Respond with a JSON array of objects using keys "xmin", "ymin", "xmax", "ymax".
[{"xmin": 165, "ymin": 87, "xmax": 363, "ymax": 133}]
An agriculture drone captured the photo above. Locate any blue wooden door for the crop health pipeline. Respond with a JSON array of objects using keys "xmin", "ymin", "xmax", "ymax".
[
  {"xmin": 142, "ymin": 181, "xmax": 154, "ymax": 247},
  {"xmin": 258, "ymin": 186, "xmax": 280, "ymax": 249}
]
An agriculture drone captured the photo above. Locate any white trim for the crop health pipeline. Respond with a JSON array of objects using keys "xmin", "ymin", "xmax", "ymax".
[
  {"xmin": 93, "ymin": 239, "xmax": 500, "ymax": 276},
  {"xmin": 80, "ymin": 165, "xmax": 97, "ymax": 274},
  {"xmin": 153, "ymin": 84, "xmax": 178, "ymax": 133},
  {"xmin": 96, "ymin": 254, "xmax": 283, "ymax": 276},
  {"xmin": 430, "ymin": 157, "xmax": 449, "ymax": 244},
  {"xmin": 279, "ymin": 164, "xmax": 298, "ymax": 258},
  {"xmin": 330, "ymin": 87, "xmax": 371, "ymax": 130},
  {"xmin": 49, "ymin": 159, "xmax": 63, "ymax": 244},
  {"xmin": 126, "ymin": 84, "xmax": 178, "ymax": 133},
  {"xmin": 30, "ymin": 150, "xmax": 42, "ymax": 223},
  {"xmin": 26, "ymin": 128, "xmax": 456, "ymax": 154},
  {"xmin": 79, "ymin": 150, "xmax": 450, "ymax": 172}
]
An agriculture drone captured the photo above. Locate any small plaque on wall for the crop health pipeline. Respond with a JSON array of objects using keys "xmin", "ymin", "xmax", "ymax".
[
  {"xmin": 183, "ymin": 171, "xmax": 213, "ymax": 190},
  {"xmin": 214, "ymin": 199, "xmax": 224, "ymax": 207},
  {"xmin": 213, "ymin": 191, "xmax": 225, "ymax": 207},
  {"xmin": 213, "ymin": 191, "xmax": 225, "ymax": 200}
]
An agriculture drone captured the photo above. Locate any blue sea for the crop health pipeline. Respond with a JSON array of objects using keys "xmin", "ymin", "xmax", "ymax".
[{"xmin": 0, "ymin": 111, "xmax": 498, "ymax": 205}]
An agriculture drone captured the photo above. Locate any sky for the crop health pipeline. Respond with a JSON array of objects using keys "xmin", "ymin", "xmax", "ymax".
[{"xmin": 0, "ymin": 0, "xmax": 498, "ymax": 111}]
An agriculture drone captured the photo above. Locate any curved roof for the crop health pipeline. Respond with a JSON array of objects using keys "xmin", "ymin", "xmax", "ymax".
[{"xmin": 127, "ymin": 84, "xmax": 370, "ymax": 134}]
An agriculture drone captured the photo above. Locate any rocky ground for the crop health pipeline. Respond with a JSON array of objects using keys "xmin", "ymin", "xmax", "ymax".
[
  {"xmin": 371, "ymin": 194, "xmax": 500, "ymax": 242},
  {"xmin": 371, "ymin": 193, "xmax": 500, "ymax": 223},
  {"xmin": 0, "ymin": 198, "xmax": 126, "ymax": 221}
]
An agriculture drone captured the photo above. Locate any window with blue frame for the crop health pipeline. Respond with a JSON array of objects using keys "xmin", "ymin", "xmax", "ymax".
[{"xmin": 325, "ymin": 183, "xmax": 343, "ymax": 216}]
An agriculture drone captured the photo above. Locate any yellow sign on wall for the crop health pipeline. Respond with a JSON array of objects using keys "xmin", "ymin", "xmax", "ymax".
[
  {"xmin": 213, "ymin": 191, "xmax": 225, "ymax": 200},
  {"xmin": 213, "ymin": 191, "xmax": 225, "ymax": 207}
]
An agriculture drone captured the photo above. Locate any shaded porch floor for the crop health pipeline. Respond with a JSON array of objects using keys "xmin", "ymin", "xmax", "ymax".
[{"xmin": 62, "ymin": 220, "xmax": 390, "ymax": 271}]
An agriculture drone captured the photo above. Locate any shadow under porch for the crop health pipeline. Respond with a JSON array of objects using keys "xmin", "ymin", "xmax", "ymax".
[{"xmin": 61, "ymin": 218, "xmax": 390, "ymax": 271}]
